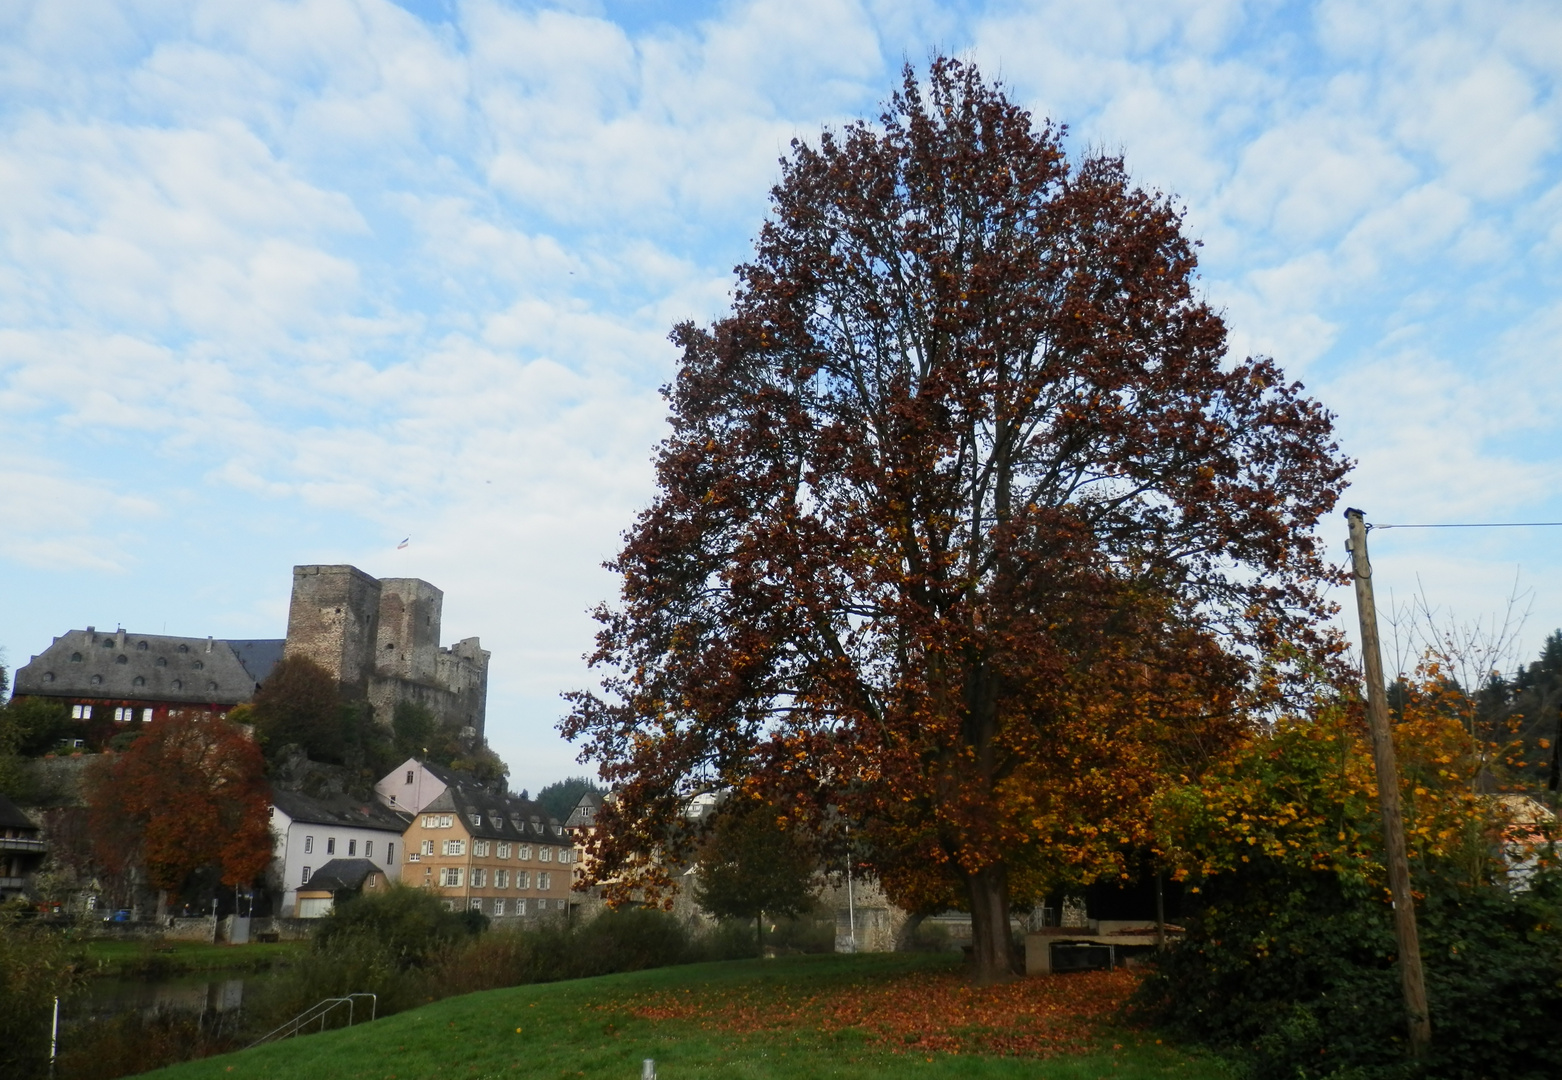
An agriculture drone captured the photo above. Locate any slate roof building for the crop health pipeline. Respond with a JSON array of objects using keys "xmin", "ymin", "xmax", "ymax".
[
  {"xmin": 9, "ymin": 628, "xmax": 283, "ymax": 749},
  {"xmin": 0, "ymin": 793, "xmax": 46, "ymax": 900},
  {"xmin": 402, "ymin": 779, "xmax": 576, "ymax": 919},
  {"xmin": 270, "ymin": 789, "xmax": 411, "ymax": 915},
  {"xmin": 292, "ymin": 857, "xmax": 389, "ymax": 917}
]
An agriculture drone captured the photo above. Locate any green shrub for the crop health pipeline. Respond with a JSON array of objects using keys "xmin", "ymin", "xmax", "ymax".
[
  {"xmin": 0, "ymin": 908, "xmax": 84, "ymax": 1080},
  {"xmin": 312, "ymin": 885, "xmax": 481, "ymax": 966},
  {"xmin": 1134, "ymin": 861, "xmax": 1562, "ymax": 1079}
]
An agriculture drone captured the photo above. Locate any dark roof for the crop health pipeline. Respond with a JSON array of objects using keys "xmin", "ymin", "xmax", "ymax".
[
  {"xmin": 226, "ymin": 639, "xmax": 286, "ymax": 688},
  {"xmin": 299, "ymin": 858, "xmax": 384, "ymax": 893},
  {"xmin": 0, "ymin": 791, "xmax": 39, "ymax": 832},
  {"xmin": 422, "ymin": 783, "xmax": 568, "ymax": 843},
  {"xmin": 272, "ymin": 789, "xmax": 411, "ymax": 833},
  {"xmin": 12, "ymin": 630, "xmax": 260, "ymax": 706},
  {"xmin": 565, "ymin": 790, "xmax": 603, "ymax": 829}
]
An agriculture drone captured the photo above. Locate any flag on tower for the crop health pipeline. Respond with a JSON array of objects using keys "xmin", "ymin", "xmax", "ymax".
[{"xmin": 397, "ymin": 538, "xmax": 410, "ymax": 549}]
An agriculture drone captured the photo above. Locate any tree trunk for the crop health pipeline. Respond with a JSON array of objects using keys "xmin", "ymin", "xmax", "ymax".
[
  {"xmin": 965, "ymin": 862, "xmax": 1013, "ymax": 984},
  {"xmin": 894, "ymin": 911, "xmax": 928, "ymax": 952}
]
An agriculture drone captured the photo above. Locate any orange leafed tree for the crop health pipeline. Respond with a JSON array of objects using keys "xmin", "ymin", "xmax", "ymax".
[
  {"xmin": 87, "ymin": 710, "xmax": 273, "ymax": 901},
  {"xmin": 563, "ymin": 58, "xmax": 1350, "ymax": 982}
]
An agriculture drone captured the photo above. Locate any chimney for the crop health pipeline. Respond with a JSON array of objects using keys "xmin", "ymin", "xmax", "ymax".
[{"xmin": 206, "ymin": 636, "xmax": 214, "ymax": 653}]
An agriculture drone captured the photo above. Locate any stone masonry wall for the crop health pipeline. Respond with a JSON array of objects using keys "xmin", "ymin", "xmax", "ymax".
[{"xmin": 285, "ymin": 565, "xmax": 383, "ymax": 693}]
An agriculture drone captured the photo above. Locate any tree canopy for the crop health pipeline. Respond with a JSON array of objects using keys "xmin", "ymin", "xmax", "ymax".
[
  {"xmin": 563, "ymin": 58, "xmax": 1350, "ymax": 981},
  {"xmin": 692, "ymin": 796, "xmax": 818, "ymax": 956},
  {"xmin": 86, "ymin": 710, "xmax": 272, "ymax": 900}
]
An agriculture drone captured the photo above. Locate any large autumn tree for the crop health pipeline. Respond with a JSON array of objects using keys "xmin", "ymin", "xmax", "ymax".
[
  {"xmin": 563, "ymin": 58, "xmax": 1350, "ymax": 981},
  {"xmin": 86, "ymin": 710, "xmax": 272, "ymax": 904}
]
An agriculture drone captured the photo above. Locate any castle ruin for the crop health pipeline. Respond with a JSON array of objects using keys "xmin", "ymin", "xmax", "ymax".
[{"xmin": 285, "ymin": 565, "xmax": 489, "ymax": 739}]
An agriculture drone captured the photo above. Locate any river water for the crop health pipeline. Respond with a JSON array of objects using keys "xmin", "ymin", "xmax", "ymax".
[{"xmin": 63, "ymin": 969, "xmax": 280, "ymax": 1028}]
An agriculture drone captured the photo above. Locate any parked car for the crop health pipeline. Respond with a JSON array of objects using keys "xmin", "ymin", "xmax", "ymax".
[{"xmin": 104, "ymin": 908, "xmax": 133, "ymax": 923}]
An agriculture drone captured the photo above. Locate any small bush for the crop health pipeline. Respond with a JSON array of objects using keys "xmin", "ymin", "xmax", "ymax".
[
  {"xmin": 1134, "ymin": 860, "xmax": 1562, "ymax": 1080},
  {"xmin": 0, "ymin": 908, "xmax": 84, "ymax": 1080},
  {"xmin": 313, "ymin": 884, "xmax": 481, "ymax": 966}
]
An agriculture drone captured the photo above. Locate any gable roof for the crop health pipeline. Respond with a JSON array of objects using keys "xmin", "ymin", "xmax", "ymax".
[
  {"xmin": 299, "ymin": 858, "xmax": 385, "ymax": 893},
  {"xmin": 0, "ymin": 791, "xmax": 38, "ymax": 832},
  {"xmin": 226, "ymin": 639, "xmax": 287, "ymax": 688},
  {"xmin": 12, "ymin": 629, "xmax": 263, "ymax": 706},
  {"xmin": 565, "ymin": 790, "xmax": 603, "ymax": 829},
  {"xmin": 420, "ymin": 784, "xmax": 569, "ymax": 843},
  {"xmin": 272, "ymin": 789, "xmax": 411, "ymax": 833}
]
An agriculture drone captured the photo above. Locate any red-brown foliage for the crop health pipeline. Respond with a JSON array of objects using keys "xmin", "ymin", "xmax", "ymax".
[
  {"xmin": 86, "ymin": 710, "xmax": 272, "ymax": 900},
  {"xmin": 564, "ymin": 57, "xmax": 1350, "ymax": 982}
]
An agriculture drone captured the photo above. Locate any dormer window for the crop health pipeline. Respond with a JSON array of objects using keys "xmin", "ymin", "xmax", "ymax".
[
  {"xmin": 137, "ymin": 641, "xmax": 148, "ymax": 651},
  {"xmin": 470, "ymin": 814, "xmax": 482, "ymax": 828},
  {"xmin": 102, "ymin": 639, "xmax": 115, "ymax": 648},
  {"xmin": 156, "ymin": 657, "xmax": 167, "ymax": 667},
  {"xmin": 193, "ymin": 661, "xmax": 204, "ymax": 670},
  {"xmin": 90, "ymin": 674, "xmax": 103, "ymax": 685},
  {"xmin": 43, "ymin": 672, "xmax": 56, "ymax": 683},
  {"xmin": 171, "ymin": 679, "xmax": 183, "ymax": 690},
  {"xmin": 70, "ymin": 653, "xmax": 83, "ymax": 662},
  {"xmin": 116, "ymin": 655, "xmax": 128, "ymax": 664},
  {"xmin": 178, "ymin": 644, "xmax": 189, "ymax": 653},
  {"xmin": 133, "ymin": 676, "xmax": 146, "ymax": 687}
]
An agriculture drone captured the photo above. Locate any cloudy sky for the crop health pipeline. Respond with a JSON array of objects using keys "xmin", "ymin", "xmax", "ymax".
[{"xmin": 3, "ymin": 0, "xmax": 1559, "ymax": 793}]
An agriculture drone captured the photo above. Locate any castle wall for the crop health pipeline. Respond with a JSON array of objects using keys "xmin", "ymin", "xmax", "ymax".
[
  {"xmin": 285, "ymin": 565, "xmax": 382, "ymax": 693},
  {"xmin": 375, "ymin": 578, "xmax": 442, "ymax": 685}
]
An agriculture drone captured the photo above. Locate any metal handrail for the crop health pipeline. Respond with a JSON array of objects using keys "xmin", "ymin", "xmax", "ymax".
[{"xmin": 248, "ymin": 992, "xmax": 378, "ymax": 1048}]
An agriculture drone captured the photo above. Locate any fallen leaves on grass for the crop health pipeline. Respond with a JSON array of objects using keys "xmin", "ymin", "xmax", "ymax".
[{"xmin": 616, "ymin": 968, "xmax": 1140, "ymax": 1057}]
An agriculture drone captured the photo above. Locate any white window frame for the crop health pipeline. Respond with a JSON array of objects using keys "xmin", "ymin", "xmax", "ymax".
[
  {"xmin": 438, "ymin": 815, "xmax": 453, "ymax": 828},
  {"xmin": 493, "ymin": 898, "xmax": 506, "ymax": 916},
  {"xmin": 497, "ymin": 842, "xmax": 511, "ymax": 859},
  {"xmin": 469, "ymin": 898, "xmax": 483, "ymax": 911},
  {"xmin": 517, "ymin": 871, "xmax": 530, "ymax": 890},
  {"xmin": 441, "ymin": 867, "xmax": 463, "ymax": 887},
  {"xmin": 474, "ymin": 841, "xmax": 490, "ymax": 857},
  {"xmin": 519, "ymin": 845, "xmax": 531, "ymax": 860},
  {"xmin": 540, "ymin": 846, "xmax": 553, "ymax": 863},
  {"xmin": 539, "ymin": 872, "xmax": 551, "ymax": 891},
  {"xmin": 348, "ymin": 839, "xmax": 357, "ymax": 856},
  {"xmin": 365, "ymin": 840, "xmax": 373, "ymax": 860},
  {"xmin": 470, "ymin": 868, "xmax": 486, "ymax": 888},
  {"xmin": 71, "ymin": 704, "xmax": 90, "ymax": 719},
  {"xmin": 495, "ymin": 869, "xmax": 508, "ymax": 889},
  {"xmin": 421, "ymin": 839, "xmax": 435, "ymax": 856},
  {"xmin": 304, "ymin": 836, "xmax": 314, "ymax": 854},
  {"xmin": 301, "ymin": 866, "xmax": 312, "ymax": 883}
]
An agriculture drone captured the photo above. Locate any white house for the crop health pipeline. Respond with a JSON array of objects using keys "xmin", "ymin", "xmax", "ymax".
[{"xmin": 270, "ymin": 790, "xmax": 411, "ymax": 916}]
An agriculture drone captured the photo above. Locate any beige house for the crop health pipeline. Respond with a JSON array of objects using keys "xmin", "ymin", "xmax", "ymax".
[{"xmin": 403, "ymin": 784, "xmax": 576, "ymax": 918}]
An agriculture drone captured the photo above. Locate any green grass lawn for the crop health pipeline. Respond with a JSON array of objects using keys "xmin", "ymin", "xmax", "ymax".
[
  {"xmin": 82, "ymin": 938, "xmax": 307, "ymax": 976},
  {"xmin": 139, "ymin": 954, "xmax": 1229, "ymax": 1080}
]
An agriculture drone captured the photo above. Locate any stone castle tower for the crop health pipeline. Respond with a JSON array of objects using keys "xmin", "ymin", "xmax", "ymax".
[{"xmin": 285, "ymin": 565, "xmax": 489, "ymax": 738}]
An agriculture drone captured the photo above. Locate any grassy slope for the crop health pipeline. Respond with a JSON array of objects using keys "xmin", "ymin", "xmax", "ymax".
[{"xmin": 141, "ymin": 954, "xmax": 1227, "ymax": 1080}]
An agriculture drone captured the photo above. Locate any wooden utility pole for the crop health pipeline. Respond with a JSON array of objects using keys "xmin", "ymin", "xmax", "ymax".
[{"xmin": 1345, "ymin": 508, "xmax": 1431, "ymax": 1055}]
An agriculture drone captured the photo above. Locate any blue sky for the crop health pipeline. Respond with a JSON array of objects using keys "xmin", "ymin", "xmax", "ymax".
[{"xmin": 2, "ymin": 0, "xmax": 1559, "ymax": 793}]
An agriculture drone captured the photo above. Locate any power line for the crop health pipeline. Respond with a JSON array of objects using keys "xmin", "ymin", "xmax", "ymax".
[{"xmin": 1370, "ymin": 521, "xmax": 1562, "ymax": 530}]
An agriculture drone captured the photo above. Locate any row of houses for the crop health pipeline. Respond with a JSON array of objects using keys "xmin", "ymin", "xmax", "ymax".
[{"xmin": 271, "ymin": 759, "xmax": 593, "ymax": 919}]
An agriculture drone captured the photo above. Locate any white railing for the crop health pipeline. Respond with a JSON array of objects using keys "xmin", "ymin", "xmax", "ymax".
[{"xmin": 248, "ymin": 993, "xmax": 378, "ymax": 1049}]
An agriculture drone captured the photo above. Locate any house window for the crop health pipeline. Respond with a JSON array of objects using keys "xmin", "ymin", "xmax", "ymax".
[
  {"xmin": 156, "ymin": 657, "xmax": 167, "ymax": 667},
  {"xmin": 326, "ymin": 838, "xmax": 336, "ymax": 855},
  {"xmin": 470, "ymin": 814, "xmax": 481, "ymax": 828},
  {"xmin": 444, "ymin": 900, "xmax": 456, "ymax": 911},
  {"xmin": 517, "ymin": 871, "xmax": 530, "ymax": 890},
  {"xmin": 539, "ymin": 872, "xmax": 551, "ymax": 890},
  {"xmin": 132, "ymin": 675, "xmax": 145, "ymax": 687},
  {"xmin": 421, "ymin": 840, "xmax": 435, "ymax": 856},
  {"xmin": 493, "ymin": 898, "xmax": 506, "ymax": 916},
  {"xmin": 178, "ymin": 644, "xmax": 189, "ymax": 653},
  {"xmin": 473, "ymin": 841, "xmax": 490, "ymax": 857},
  {"xmin": 469, "ymin": 898, "xmax": 483, "ymax": 911},
  {"xmin": 71, "ymin": 652, "xmax": 83, "ymax": 662},
  {"xmin": 116, "ymin": 655, "xmax": 128, "ymax": 665},
  {"xmin": 540, "ymin": 847, "xmax": 553, "ymax": 863},
  {"xmin": 497, "ymin": 843, "xmax": 511, "ymax": 859},
  {"xmin": 90, "ymin": 674, "xmax": 103, "ymax": 685},
  {"xmin": 442, "ymin": 839, "xmax": 465, "ymax": 856},
  {"xmin": 171, "ymin": 680, "xmax": 182, "ymax": 690},
  {"xmin": 113, "ymin": 707, "xmax": 131, "ymax": 722},
  {"xmin": 471, "ymin": 868, "xmax": 486, "ymax": 888},
  {"xmin": 304, "ymin": 836, "xmax": 314, "ymax": 854},
  {"xmin": 137, "ymin": 641, "xmax": 148, "ymax": 651},
  {"xmin": 438, "ymin": 815, "xmax": 453, "ymax": 828},
  {"xmin": 387, "ymin": 843, "xmax": 394, "ymax": 865},
  {"xmin": 441, "ymin": 867, "xmax": 463, "ymax": 887},
  {"xmin": 516, "ymin": 899, "xmax": 527, "ymax": 916},
  {"xmin": 140, "ymin": 708, "xmax": 153, "ymax": 722},
  {"xmin": 302, "ymin": 866, "xmax": 312, "ymax": 883},
  {"xmin": 367, "ymin": 875, "xmax": 377, "ymax": 888},
  {"xmin": 348, "ymin": 839, "xmax": 357, "ymax": 856},
  {"xmin": 495, "ymin": 869, "xmax": 508, "ymax": 888},
  {"xmin": 422, "ymin": 815, "xmax": 436, "ymax": 828},
  {"xmin": 364, "ymin": 841, "xmax": 373, "ymax": 860},
  {"xmin": 519, "ymin": 845, "xmax": 531, "ymax": 860},
  {"xmin": 405, "ymin": 770, "xmax": 414, "ymax": 785},
  {"xmin": 71, "ymin": 704, "xmax": 90, "ymax": 719},
  {"xmin": 193, "ymin": 660, "xmax": 204, "ymax": 670}
]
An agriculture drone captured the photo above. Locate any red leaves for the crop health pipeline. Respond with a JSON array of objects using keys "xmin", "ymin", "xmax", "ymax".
[{"xmin": 620, "ymin": 967, "xmax": 1141, "ymax": 1058}]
